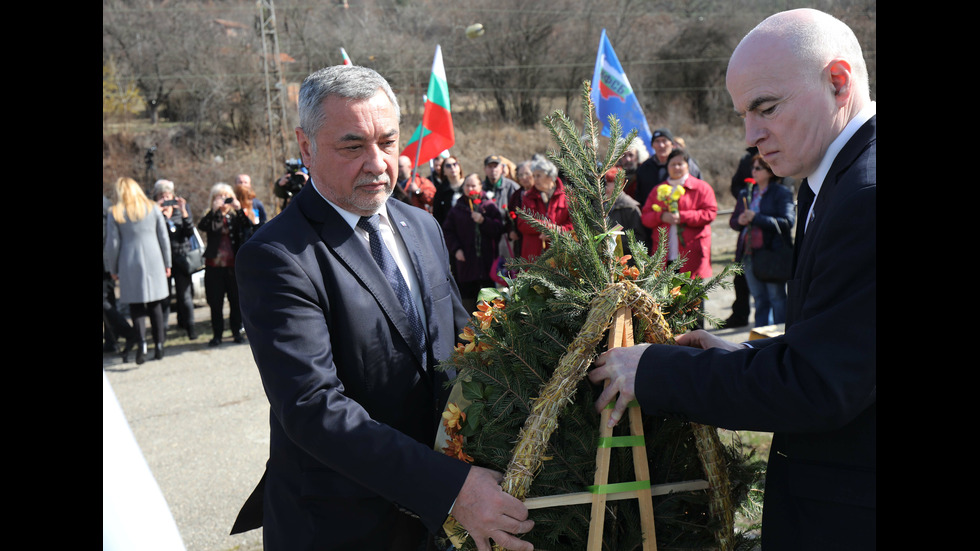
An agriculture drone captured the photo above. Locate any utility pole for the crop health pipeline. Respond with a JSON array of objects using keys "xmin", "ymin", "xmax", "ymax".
[{"xmin": 257, "ymin": 0, "xmax": 290, "ymax": 195}]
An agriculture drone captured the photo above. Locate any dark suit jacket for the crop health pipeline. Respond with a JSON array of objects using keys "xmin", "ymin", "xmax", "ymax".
[
  {"xmin": 635, "ymin": 116, "xmax": 876, "ymax": 550},
  {"xmin": 231, "ymin": 184, "xmax": 472, "ymax": 550}
]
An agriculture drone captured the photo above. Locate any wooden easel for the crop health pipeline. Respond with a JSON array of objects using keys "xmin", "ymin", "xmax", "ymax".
[
  {"xmin": 587, "ymin": 306, "xmax": 657, "ymax": 551},
  {"xmin": 519, "ymin": 305, "xmax": 711, "ymax": 549}
]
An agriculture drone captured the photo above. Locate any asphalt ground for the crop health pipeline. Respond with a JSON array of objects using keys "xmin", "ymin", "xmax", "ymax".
[{"xmin": 103, "ymin": 215, "xmax": 760, "ymax": 551}]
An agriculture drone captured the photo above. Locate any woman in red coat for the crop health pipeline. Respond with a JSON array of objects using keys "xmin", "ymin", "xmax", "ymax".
[
  {"xmin": 516, "ymin": 157, "xmax": 573, "ymax": 260},
  {"xmin": 641, "ymin": 148, "xmax": 717, "ymax": 280}
]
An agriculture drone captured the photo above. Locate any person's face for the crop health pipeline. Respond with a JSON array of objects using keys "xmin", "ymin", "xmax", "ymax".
[
  {"xmin": 462, "ymin": 176, "xmax": 481, "ymax": 196},
  {"xmin": 727, "ymin": 40, "xmax": 840, "ymax": 179},
  {"xmin": 750, "ymin": 162, "xmax": 773, "ymax": 186},
  {"xmin": 235, "ymin": 175, "xmax": 251, "ymax": 189},
  {"xmin": 432, "ymin": 157, "xmax": 443, "ymax": 174},
  {"xmin": 652, "ymin": 137, "xmax": 672, "ymax": 161},
  {"xmin": 667, "ymin": 156, "xmax": 689, "ymax": 180},
  {"xmin": 296, "ymin": 91, "xmax": 398, "ymax": 216},
  {"xmin": 485, "ymin": 162, "xmax": 503, "ymax": 182},
  {"xmin": 532, "ymin": 171, "xmax": 554, "ymax": 193},
  {"xmin": 443, "ymin": 158, "xmax": 461, "ymax": 180},
  {"xmin": 398, "ymin": 156, "xmax": 413, "ymax": 180},
  {"xmin": 156, "ymin": 191, "xmax": 174, "ymax": 202},
  {"xmin": 214, "ymin": 191, "xmax": 233, "ymax": 211},
  {"xmin": 516, "ymin": 166, "xmax": 533, "ymax": 190},
  {"xmin": 619, "ymin": 149, "xmax": 638, "ymax": 171}
]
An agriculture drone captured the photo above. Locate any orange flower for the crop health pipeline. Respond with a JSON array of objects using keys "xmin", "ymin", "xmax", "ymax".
[
  {"xmin": 442, "ymin": 402, "xmax": 466, "ymax": 432},
  {"xmin": 669, "ymin": 286, "xmax": 682, "ymax": 297},
  {"xmin": 474, "ymin": 299, "xmax": 505, "ymax": 330},
  {"xmin": 457, "ymin": 326, "xmax": 490, "ymax": 353},
  {"xmin": 615, "ymin": 255, "xmax": 639, "ymax": 281},
  {"xmin": 443, "ymin": 433, "xmax": 474, "ymax": 463}
]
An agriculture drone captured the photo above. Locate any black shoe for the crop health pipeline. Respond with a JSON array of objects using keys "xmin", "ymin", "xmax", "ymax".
[
  {"xmin": 136, "ymin": 342, "xmax": 147, "ymax": 365},
  {"xmin": 120, "ymin": 338, "xmax": 136, "ymax": 363},
  {"xmin": 233, "ymin": 333, "xmax": 246, "ymax": 344},
  {"xmin": 724, "ymin": 315, "xmax": 749, "ymax": 328},
  {"xmin": 208, "ymin": 337, "xmax": 221, "ymax": 347},
  {"xmin": 187, "ymin": 326, "xmax": 198, "ymax": 340},
  {"xmin": 154, "ymin": 344, "xmax": 164, "ymax": 360}
]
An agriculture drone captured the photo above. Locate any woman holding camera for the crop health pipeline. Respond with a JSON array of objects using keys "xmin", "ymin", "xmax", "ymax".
[
  {"xmin": 153, "ymin": 179, "xmax": 198, "ymax": 340},
  {"xmin": 198, "ymin": 182, "xmax": 254, "ymax": 346}
]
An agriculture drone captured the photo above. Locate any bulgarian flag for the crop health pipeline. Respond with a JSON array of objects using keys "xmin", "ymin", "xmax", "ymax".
[
  {"xmin": 400, "ymin": 45, "xmax": 454, "ymax": 165},
  {"xmin": 340, "ymin": 47, "xmax": 352, "ymax": 66}
]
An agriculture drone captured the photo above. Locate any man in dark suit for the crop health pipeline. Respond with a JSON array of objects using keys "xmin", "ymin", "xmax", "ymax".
[
  {"xmin": 231, "ymin": 65, "xmax": 532, "ymax": 551},
  {"xmin": 589, "ymin": 8, "xmax": 875, "ymax": 550}
]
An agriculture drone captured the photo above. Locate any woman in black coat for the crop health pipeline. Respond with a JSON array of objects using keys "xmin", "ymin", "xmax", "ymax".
[
  {"xmin": 153, "ymin": 179, "xmax": 198, "ymax": 339},
  {"xmin": 441, "ymin": 174, "xmax": 504, "ymax": 313},
  {"xmin": 729, "ymin": 154, "xmax": 795, "ymax": 327},
  {"xmin": 198, "ymin": 182, "xmax": 254, "ymax": 346}
]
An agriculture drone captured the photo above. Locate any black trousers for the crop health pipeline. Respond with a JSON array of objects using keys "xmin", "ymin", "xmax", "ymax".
[
  {"xmin": 205, "ymin": 265, "xmax": 242, "ymax": 339},
  {"xmin": 731, "ymin": 272, "xmax": 750, "ymax": 321},
  {"xmin": 163, "ymin": 270, "xmax": 195, "ymax": 333}
]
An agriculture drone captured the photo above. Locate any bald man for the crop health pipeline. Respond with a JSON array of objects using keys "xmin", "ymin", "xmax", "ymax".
[{"xmin": 590, "ymin": 9, "xmax": 875, "ymax": 549}]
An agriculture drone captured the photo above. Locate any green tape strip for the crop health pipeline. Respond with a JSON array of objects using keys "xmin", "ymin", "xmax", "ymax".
[
  {"xmin": 597, "ymin": 435, "xmax": 646, "ymax": 448},
  {"xmin": 586, "ymin": 480, "xmax": 651, "ymax": 494},
  {"xmin": 604, "ymin": 400, "xmax": 640, "ymax": 409}
]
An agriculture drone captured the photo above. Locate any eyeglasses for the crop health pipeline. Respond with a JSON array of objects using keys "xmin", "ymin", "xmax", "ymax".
[{"xmin": 444, "ymin": 162, "xmax": 459, "ymax": 167}]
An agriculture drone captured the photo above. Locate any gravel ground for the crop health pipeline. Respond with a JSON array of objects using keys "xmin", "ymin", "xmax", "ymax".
[{"xmin": 103, "ymin": 214, "xmax": 756, "ymax": 551}]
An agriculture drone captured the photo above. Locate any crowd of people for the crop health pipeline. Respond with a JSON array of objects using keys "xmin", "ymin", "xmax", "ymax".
[
  {"xmin": 103, "ymin": 122, "xmax": 796, "ymax": 365},
  {"xmin": 103, "ymin": 173, "xmax": 263, "ymax": 363}
]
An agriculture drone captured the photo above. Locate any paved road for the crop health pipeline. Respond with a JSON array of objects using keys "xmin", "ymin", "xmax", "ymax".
[
  {"xmin": 103, "ymin": 216, "xmax": 757, "ymax": 551},
  {"xmin": 104, "ymin": 324, "xmax": 267, "ymax": 551}
]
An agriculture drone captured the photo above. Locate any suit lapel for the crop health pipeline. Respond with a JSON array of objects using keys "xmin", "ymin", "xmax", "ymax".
[
  {"xmin": 297, "ymin": 187, "xmax": 423, "ymax": 370},
  {"xmin": 799, "ymin": 116, "xmax": 876, "ymax": 263}
]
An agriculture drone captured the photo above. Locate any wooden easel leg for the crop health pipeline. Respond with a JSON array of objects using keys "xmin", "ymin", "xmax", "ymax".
[
  {"xmin": 587, "ymin": 308, "xmax": 629, "ymax": 551},
  {"xmin": 629, "ymin": 403, "xmax": 658, "ymax": 550},
  {"xmin": 588, "ymin": 307, "xmax": 658, "ymax": 551}
]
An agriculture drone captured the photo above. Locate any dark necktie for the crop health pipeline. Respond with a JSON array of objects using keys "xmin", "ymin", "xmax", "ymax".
[
  {"xmin": 357, "ymin": 215, "xmax": 427, "ymax": 370},
  {"xmin": 794, "ymin": 178, "xmax": 814, "ymax": 268}
]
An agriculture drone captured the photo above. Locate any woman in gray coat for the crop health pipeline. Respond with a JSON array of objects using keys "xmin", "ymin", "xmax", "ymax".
[{"xmin": 104, "ymin": 177, "xmax": 172, "ymax": 364}]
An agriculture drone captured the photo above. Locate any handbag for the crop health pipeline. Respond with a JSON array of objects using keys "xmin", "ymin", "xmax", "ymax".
[
  {"xmin": 751, "ymin": 228, "xmax": 793, "ymax": 283},
  {"xmin": 175, "ymin": 227, "xmax": 206, "ymax": 275}
]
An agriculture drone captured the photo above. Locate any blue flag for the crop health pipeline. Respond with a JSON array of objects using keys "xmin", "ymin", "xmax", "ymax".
[{"xmin": 590, "ymin": 29, "xmax": 653, "ymax": 155}]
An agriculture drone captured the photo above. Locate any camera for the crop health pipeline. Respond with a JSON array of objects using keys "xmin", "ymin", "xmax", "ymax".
[
  {"xmin": 274, "ymin": 158, "xmax": 309, "ymax": 205},
  {"xmin": 162, "ymin": 199, "xmax": 178, "ymax": 207},
  {"xmin": 224, "ymin": 197, "xmax": 235, "ymax": 204}
]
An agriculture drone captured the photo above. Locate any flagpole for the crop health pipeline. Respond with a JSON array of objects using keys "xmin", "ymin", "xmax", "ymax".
[{"xmin": 411, "ymin": 93, "xmax": 428, "ymax": 185}]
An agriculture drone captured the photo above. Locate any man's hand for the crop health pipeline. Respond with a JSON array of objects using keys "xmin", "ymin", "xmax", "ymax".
[
  {"xmin": 452, "ymin": 466, "xmax": 534, "ymax": 551},
  {"xmin": 589, "ymin": 344, "xmax": 650, "ymax": 428},
  {"xmin": 676, "ymin": 329, "xmax": 746, "ymax": 352}
]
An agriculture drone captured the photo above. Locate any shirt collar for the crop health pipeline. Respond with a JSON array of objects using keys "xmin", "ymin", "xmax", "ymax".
[{"xmin": 806, "ymin": 101, "xmax": 876, "ymax": 198}]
